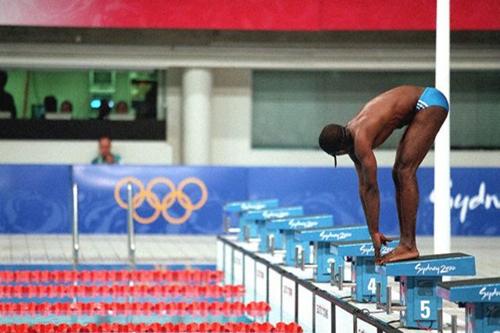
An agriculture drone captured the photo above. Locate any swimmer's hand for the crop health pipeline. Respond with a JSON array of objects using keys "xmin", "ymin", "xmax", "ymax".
[{"xmin": 372, "ymin": 232, "xmax": 392, "ymax": 264}]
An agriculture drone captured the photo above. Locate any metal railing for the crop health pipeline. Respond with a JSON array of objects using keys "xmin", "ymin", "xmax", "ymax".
[
  {"xmin": 72, "ymin": 182, "xmax": 136, "ymax": 270},
  {"xmin": 72, "ymin": 184, "xmax": 80, "ymax": 268},
  {"xmin": 126, "ymin": 182, "xmax": 136, "ymax": 268}
]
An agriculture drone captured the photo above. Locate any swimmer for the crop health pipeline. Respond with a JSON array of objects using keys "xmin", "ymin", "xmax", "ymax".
[{"xmin": 318, "ymin": 86, "xmax": 449, "ymax": 264}]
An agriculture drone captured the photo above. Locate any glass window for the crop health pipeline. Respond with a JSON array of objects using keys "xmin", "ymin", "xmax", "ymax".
[
  {"xmin": 3, "ymin": 69, "xmax": 161, "ymax": 120},
  {"xmin": 450, "ymin": 71, "xmax": 500, "ymax": 148},
  {"xmin": 252, "ymin": 70, "xmax": 500, "ymax": 149},
  {"xmin": 0, "ymin": 68, "xmax": 166, "ymax": 140}
]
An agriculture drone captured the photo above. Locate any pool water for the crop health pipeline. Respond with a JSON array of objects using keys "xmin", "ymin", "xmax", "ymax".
[{"xmin": 0, "ymin": 264, "xmax": 262, "ymax": 330}]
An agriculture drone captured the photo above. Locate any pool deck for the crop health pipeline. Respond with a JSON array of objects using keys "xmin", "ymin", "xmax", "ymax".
[
  {"xmin": 0, "ymin": 235, "xmax": 216, "ymax": 265},
  {"xmin": 0, "ymin": 235, "xmax": 498, "ymax": 277}
]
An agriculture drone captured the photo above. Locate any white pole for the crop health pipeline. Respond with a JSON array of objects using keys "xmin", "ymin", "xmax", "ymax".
[
  {"xmin": 72, "ymin": 184, "xmax": 79, "ymax": 268},
  {"xmin": 434, "ymin": 0, "xmax": 451, "ymax": 254},
  {"xmin": 182, "ymin": 68, "xmax": 213, "ymax": 164},
  {"xmin": 127, "ymin": 182, "xmax": 136, "ymax": 268}
]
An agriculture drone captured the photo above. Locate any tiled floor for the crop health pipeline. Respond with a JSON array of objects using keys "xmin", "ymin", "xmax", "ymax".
[
  {"xmin": 0, "ymin": 234, "xmax": 216, "ymax": 265},
  {"xmin": 0, "ymin": 235, "xmax": 498, "ymax": 277}
]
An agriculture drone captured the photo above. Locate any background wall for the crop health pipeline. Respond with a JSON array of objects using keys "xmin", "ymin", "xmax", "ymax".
[
  {"xmin": 0, "ymin": 31, "xmax": 498, "ymax": 167},
  {"xmin": 168, "ymin": 68, "xmax": 500, "ymax": 167},
  {"xmin": 0, "ymin": 140, "xmax": 172, "ymax": 165},
  {"xmin": 0, "ymin": 68, "xmax": 500, "ymax": 167},
  {"xmin": 1, "ymin": 67, "xmax": 499, "ymax": 167}
]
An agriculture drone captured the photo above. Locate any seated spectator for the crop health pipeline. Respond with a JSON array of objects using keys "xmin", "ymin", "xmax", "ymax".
[
  {"xmin": 44, "ymin": 95, "xmax": 57, "ymax": 113},
  {"xmin": 60, "ymin": 100, "xmax": 73, "ymax": 113},
  {"xmin": 0, "ymin": 70, "xmax": 17, "ymax": 119},
  {"xmin": 97, "ymin": 99, "xmax": 111, "ymax": 120},
  {"xmin": 92, "ymin": 136, "xmax": 122, "ymax": 165},
  {"xmin": 115, "ymin": 101, "xmax": 129, "ymax": 114},
  {"xmin": 137, "ymin": 82, "xmax": 157, "ymax": 119}
]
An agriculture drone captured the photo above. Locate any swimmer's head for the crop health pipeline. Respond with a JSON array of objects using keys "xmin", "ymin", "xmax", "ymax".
[{"xmin": 318, "ymin": 124, "xmax": 353, "ymax": 166}]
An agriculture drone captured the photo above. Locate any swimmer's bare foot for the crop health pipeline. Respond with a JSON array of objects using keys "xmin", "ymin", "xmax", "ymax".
[
  {"xmin": 372, "ymin": 232, "xmax": 392, "ymax": 265},
  {"xmin": 379, "ymin": 245, "xmax": 419, "ymax": 264}
]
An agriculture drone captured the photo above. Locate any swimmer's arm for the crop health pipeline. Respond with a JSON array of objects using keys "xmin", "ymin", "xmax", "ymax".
[
  {"xmin": 354, "ymin": 142, "xmax": 380, "ymax": 238},
  {"xmin": 351, "ymin": 154, "xmax": 371, "ymax": 234}
]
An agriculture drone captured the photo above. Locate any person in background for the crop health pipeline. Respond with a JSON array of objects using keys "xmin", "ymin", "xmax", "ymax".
[
  {"xmin": 0, "ymin": 70, "xmax": 17, "ymax": 119},
  {"xmin": 60, "ymin": 100, "xmax": 73, "ymax": 113},
  {"xmin": 91, "ymin": 136, "xmax": 122, "ymax": 164},
  {"xmin": 137, "ymin": 82, "xmax": 157, "ymax": 119},
  {"xmin": 97, "ymin": 99, "xmax": 111, "ymax": 120},
  {"xmin": 43, "ymin": 95, "xmax": 57, "ymax": 113},
  {"xmin": 115, "ymin": 100, "xmax": 129, "ymax": 114}
]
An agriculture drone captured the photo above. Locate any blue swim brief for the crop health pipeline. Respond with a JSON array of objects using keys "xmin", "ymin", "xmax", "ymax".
[{"xmin": 415, "ymin": 87, "xmax": 449, "ymax": 112}]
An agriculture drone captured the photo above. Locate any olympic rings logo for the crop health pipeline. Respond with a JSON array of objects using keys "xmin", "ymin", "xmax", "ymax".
[{"xmin": 114, "ymin": 177, "xmax": 208, "ymax": 225}]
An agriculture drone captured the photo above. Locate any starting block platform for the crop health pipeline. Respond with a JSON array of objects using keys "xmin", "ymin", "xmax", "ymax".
[
  {"xmin": 437, "ymin": 277, "xmax": 500, "ymax": 333},
  {"xmin": 378, "ymin": 253, "xmax": 476, "ymax": 330},
  {"xmin": 263, "ymin": 214, "xmax": 334, "ymax": 255},
  {"xmin": 219, "ymin": 235, "xmax": 405, "ymax": 333},
  {"xmin": 219, "ymin": 200, "xmax": 484, "ymax": 333},
  {"xmin": 238, "ymin": 206, "xmax": 304, "ymax": 242},
  {"xmin": 219, "ymin": 234, "xmax": 482, "ymax": 333},
  {"xmin": 330, "ymin": 239, "xmax": 399, "ymax": 303},
  {"xmin": 292, "ymin": 225, "xmax": 370, "ymax": 282},
  {"xmin": 223, "ymin": 199, "xmax": 279, "ymax": 233}
]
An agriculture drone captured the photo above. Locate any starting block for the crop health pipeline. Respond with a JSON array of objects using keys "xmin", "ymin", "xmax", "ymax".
[
  {"xmin": 291, "ymin": 225, "xmax": 370, "ymax": 282},
  {"xmin": 260, "ymin": 215, "xmax": 334, "ymax": 254},
  {"xmin": 239, "ymin": 206, "xmax": 303, "ymax": 242},
  {"xmin": 378, "ymin": 252, "xmax": 476, "ymax": 329},
  {"xmin": 330, "ymin": 239, "xmax": 399, "ymax": 303},
  {"xmin": 437, "ymin": 277, "xmax": 500, "ymax": 333},
  {"xmin": 223, "ymin": 199, "xmax": 279, "ymax": 233}
]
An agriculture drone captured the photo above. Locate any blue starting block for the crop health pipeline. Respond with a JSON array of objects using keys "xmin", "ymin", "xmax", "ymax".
[
  {"xmin": 223, "ymin": 199, "xmax": 279, "ymax": 233},
  {"xmin": 260, "ymin": 215, "xmax": 334, "ymax": 254},
  {"xmin": 378, "ymin": 253, "xmax": 476, "ymax": 329},
  {"xmin": 330, "ymin": 239, "xmax": 399, "ymax": 303},
  {"xmin": 437, "ymin": 277, "xmax": 500, "ymax": 333},
  {"xmin": 291, "ymin": 225, "xmax": 370, "ymax": 282},
  {"xmin": 239, "ymin": 206, "xmax": 303, "ymax": 242}
]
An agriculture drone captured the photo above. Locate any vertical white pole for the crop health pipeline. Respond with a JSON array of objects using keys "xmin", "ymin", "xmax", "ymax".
[
  {"xmin": 182, "ymin": 68, "xmax": 213, "ymax": 165},
  {"xmin": 434, "ymin": 0, "xmax": 451, "ymax": 254},
  {"xmin": 72, "ymin": 184, "xmax": 79, "ymax": 269},
  {"xmin": 127, "ymin": 183, "xmax": 136, "ymax": 268}
]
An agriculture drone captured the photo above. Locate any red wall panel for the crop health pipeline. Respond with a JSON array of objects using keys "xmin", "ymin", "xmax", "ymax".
[
  {"xmin": 451, "ymin": 0, "xmax": 500, "ymax": 30},
  {"xmin": 0, "ymin": 0, "xmax": 498, "ymax": 31},
  {"xmin": 320, "ymin": 0, "xmax": 436, "ymax": 30}
]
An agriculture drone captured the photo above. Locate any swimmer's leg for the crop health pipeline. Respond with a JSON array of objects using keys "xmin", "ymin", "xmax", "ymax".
[{"xmin": 382, "ymin": 106, "xmax": 448, "ymax": 263}]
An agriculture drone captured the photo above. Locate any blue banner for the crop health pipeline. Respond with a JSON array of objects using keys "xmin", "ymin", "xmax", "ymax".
[
  {"xmin": 0, "ymin": 165, "xmax": 72, "ymax": 233},
  {"xmin": 0, "ymin": 165, "xmax": 497, "ymax": 235},
  {"xmin": 442, "ymin": 168, "xmax": 500, "ymax": 236},
  {"xmin": 73, "ymin": 165, "xmax": 248, "ymax": 234},
  {"xmin": 247, "ymin": 167, "xmax": 499, "ymax": 236}
]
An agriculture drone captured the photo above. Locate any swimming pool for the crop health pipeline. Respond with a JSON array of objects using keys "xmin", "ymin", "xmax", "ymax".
[{"xmin": 0, "ymin": 264, "xmax": 301, "ymax": 332}]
